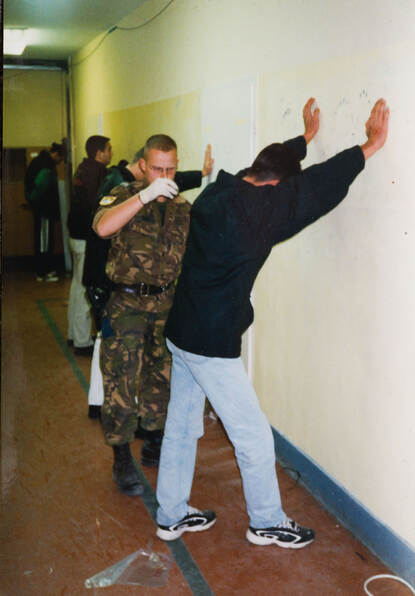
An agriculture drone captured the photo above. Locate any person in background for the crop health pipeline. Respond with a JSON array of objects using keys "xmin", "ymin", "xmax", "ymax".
[
  {"xmin": 154, "ymin": 98, "xmax": 389, "ymax": 549},
  {"xmin": 84, "ymin": 144, "xmax": 214, "ymax": 420},
  {"xmin": 67, "ymin": 135, "xmax": 112, "ymax": 356},
  {"xmin": 24, "ymin": 142, "xmax": 65, "ymax": 282}
]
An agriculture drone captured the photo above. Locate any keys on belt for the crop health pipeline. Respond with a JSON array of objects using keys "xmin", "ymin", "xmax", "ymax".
[{"xmin": 112, "ymin": 281, "xmax": 174, "ymax": 297}]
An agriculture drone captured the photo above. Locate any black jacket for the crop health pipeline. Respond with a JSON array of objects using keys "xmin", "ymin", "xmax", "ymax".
[
  {"xmin": 67, "ymin": 158, "xmax": 108, "ymax": 239},
  {"xmin": 165, "ymin": 137, "xmax": 365, "ymax": 358}
]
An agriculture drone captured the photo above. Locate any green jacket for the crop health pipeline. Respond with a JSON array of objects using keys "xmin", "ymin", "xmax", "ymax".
[
  {"xmin": 27, "ymin": 168, "xmax": 60, "ymax": 219},
  {"xmin": 25, "ymin": 151, "xmax": 60, "ymax": 219}
]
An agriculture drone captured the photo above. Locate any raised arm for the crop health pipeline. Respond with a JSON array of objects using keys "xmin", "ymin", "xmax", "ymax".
[
  {"xmin": 94, "ymin": 178, "xmax": 178, "ymax": 238},
  {"xmin": 265, "ymin": 98, "xmax": 389, "ymax": 246},
  {"xmin": 280, "ymin": 98, "xmax": 320, "ymax": 162},
  {"xmin": 174, "ymin": 144, "xmax": 214, "ymax": 192}
]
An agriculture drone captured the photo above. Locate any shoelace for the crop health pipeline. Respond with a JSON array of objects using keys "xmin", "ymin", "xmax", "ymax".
[
  {"xmin": 187, "ymin": 505, "xmax": 201, "ymax": 515},
  {"xmin": 280, "ymin": 518, "xmax": 300, "ymax": 531}
]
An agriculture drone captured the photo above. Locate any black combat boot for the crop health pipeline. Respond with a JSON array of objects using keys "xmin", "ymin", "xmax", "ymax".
[
  {"xmin": 88, "ymin": 405, "xmax": 101, "ymax": 420},
  {"xmin": 112, "ymin": 443, "xmax": 144, "ymax": 496},
  {"xmin": 140, "ymin": 430, "xmax": 164, "ymax": 467},
  {"xmin": 134, "ymin": 417, "xmax": 148, "ymax": 439}
]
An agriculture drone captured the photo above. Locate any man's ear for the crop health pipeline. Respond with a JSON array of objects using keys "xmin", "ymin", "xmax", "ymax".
[{"xmin": 138, "ymin": 158, "xmax": 146, "ymax": 173}]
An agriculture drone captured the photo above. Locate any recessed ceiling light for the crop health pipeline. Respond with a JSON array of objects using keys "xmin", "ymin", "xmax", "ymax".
[{"xmin": 4, "ymin": 29, "xmax": 27, "ymax": 55}]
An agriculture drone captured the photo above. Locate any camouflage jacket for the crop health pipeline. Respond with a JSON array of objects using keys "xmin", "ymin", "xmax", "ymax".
[{"xmin": 93, "ymin": 181, "xmax": 191, "ymax": 313}]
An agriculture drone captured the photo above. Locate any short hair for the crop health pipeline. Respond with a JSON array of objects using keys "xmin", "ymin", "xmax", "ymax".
[
  {"xmin": 50, "ymin": 142, "xmax": 64, "ymax": 157},
  {"xmin": 143, "ymin": 135, "xmax": 177, "ymax": 159},
  {"xmin": 85, "ymin": 135, "xmax": 110, "ymax": 159},
  {"xmin": 130, "ymin": 147, "xmax": 144, "ymax": 164},
  {"xmin": 246, "ymin": 143, "xmax": 301, "ymax": 183}
]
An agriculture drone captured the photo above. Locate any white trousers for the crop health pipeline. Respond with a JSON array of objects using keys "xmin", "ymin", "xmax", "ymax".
[
  {"xmin": 67, "ymin": 238, "xmax": 93, "ymax": 348},
  {"xmin": 88, "ymin": 336, "xmax": 104, "ymax": 406}
]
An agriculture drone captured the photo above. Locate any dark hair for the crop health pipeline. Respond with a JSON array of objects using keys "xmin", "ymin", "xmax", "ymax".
[
  {"xmin": 247, "ymin": 143, "xmax": 301, "ymax": 182},
  {"xmin": 143, "ymin": 135, "xmax": 177, "ymax": 159},
  {"xmin": 85, "ymin": 135, "xmax": 110, "ymax": 159},
  {"xmin": 130, "ymin": 147, "xmax": 144, "ymax": 164},
  {"xmin": 50, "ymin": 142, "xmax": 64, "ymax": 157}
]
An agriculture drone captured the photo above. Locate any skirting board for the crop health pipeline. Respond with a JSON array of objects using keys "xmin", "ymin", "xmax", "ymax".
[{"xmin": 271, "ymin": 426, "xmax": 415, "ymax": 586}]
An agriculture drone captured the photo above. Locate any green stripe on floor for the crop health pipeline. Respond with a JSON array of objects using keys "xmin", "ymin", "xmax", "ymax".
[
  {"xmin": 37, "ymin": 299, "xmax": 89, "ymax": 394},
  {"xmin": 37, "ymin": 299, "xmax": 214, "ymax": 596}
]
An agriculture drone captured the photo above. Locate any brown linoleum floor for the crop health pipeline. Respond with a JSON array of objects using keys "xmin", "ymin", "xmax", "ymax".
[{"xmin": 1, "ymin": 270, "xmax": 407, "ymax": 595}]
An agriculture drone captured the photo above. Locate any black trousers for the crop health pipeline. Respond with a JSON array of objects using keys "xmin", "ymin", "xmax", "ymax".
[{"xmin": 34, "ymin": 214, "xmax": 55, "ymax": 276}]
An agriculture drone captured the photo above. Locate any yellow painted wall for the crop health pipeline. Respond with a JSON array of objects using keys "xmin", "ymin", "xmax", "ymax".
[
  {"xmin": 70, "ymin": 0, "xmax": 415, "ymax": 549},
  {"xmin": 3, "ymin": 69, "xmax": 67, "ymax": 147},
  {"xmin": 103, "ymin": 93, "xmax": 201, "ymax": 201}
]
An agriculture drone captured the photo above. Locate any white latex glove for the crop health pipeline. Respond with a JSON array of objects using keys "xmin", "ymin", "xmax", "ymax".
[{"xmin": 139, "ymin": 178, "xmax": 179, "ymax": 204}]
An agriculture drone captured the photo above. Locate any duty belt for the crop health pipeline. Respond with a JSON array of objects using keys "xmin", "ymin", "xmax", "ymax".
[{"xmin": 112, "ymin": 280, "xmax": 174, "ymax": 297}]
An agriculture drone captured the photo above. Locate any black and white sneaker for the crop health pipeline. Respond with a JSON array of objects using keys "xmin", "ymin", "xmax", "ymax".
[
  {"xmin": 246, "ymin": 518, "xmax": 315, "ymax": 549},
  {"xmin": 156, "ymin": 506, "xmax": 216, "ymax": 541}
]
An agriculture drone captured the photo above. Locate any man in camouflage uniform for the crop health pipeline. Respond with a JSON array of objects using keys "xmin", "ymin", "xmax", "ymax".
[
  {"xmin": 84, "ymin": 145, "xmax": 213, "ymax": 420},
  {"xmin": 93, "ymin": 134, "xmax": 191, "ymax": 496}
]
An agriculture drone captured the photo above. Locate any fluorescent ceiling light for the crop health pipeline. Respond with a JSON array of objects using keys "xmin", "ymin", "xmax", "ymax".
[{"xmin": 4, "ymin": 29, "xmax": 27, "ymax": 55}]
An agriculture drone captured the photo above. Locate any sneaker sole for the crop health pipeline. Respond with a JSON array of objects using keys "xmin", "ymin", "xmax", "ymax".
[
  {"xmin": 156, "ymin": 517, "xmax": 216, "ymax": 541},
  {"xmin": 246, "ymin": 528, "xmax": 314, "ymax": 549}
]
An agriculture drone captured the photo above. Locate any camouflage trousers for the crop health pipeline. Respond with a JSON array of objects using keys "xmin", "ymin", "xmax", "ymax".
[{"xmin": 100, "ymin": 297, "xmax": 172, "ymax": 446}]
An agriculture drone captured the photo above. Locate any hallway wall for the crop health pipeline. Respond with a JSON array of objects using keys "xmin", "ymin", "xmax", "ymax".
[
  {"xmin": 69, "ymin": 0, "xmax": 415, "ymax": 551},
  {"xmin": 3, "ymin": 69, "xmax": 67, "ymax": 147},
  {"xmin": 3, "ymin": 69, "xmax": 68, "ymax": 259}
]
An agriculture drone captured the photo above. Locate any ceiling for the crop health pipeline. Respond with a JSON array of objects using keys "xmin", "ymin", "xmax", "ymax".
[{"xmin": 4, "ymin": 0, "xmax": 146, "ymax": 61}]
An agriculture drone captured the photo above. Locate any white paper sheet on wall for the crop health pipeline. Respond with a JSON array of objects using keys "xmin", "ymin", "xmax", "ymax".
[
  {"xmin": 201, "ymin": 76, "xmax": 257, "ymax": 378},
  {"xmin": 201, "ymin": 76, "xmax": 257, "ymax": 178}
]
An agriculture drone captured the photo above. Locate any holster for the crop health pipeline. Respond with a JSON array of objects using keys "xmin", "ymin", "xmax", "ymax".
[{"xmin": 86, "ymin": 284, "xmax": 112, "ymax": 331}]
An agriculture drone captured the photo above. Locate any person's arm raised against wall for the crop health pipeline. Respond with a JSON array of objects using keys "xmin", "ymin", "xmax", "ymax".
[
  {"xmin": 93, "ymin": 178, "xmax": 178, "ymax": 238},
  {"xmin": 272, "ymin": 98, "xmax": 390, "ymax": 242},
  {"xmin": 174, "ymin": 144, "xmax": 214, "ymax": 192},
  {"xmin": 360, "ymin": 98, "xmax": 389, "ymax": 160},
  {"xmin": 282, "ymin": 97, "xmax": 320, "ymax": 162}
]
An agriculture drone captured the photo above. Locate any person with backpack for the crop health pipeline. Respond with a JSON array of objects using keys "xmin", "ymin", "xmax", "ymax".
[{"xmin": 24, "ymin": 142, "xmax": 65, "ymax": 281}]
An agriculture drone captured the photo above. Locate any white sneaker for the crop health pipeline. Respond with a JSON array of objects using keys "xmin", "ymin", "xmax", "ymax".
[
  {"xmin": 156, "ymin": 506, "xmax": 216, "ymax": 541},
  {"xmin": 246, "ymin": 518, "xmax": 315, "ymax": 549},
  {"xmin": 45, "ymin": 272, "xmax": 59, "ymax": 282}
]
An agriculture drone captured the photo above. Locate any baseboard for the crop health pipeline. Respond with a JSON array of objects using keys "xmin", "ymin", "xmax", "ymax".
[{"xmin": 271, "ymin": 426, "xmax": 415, "ymax": 586}]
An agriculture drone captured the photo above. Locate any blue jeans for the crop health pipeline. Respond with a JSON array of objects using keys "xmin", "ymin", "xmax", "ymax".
[{"xmin": 156, "ymin": 339, "xmax": 286, "ymax": 529}]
